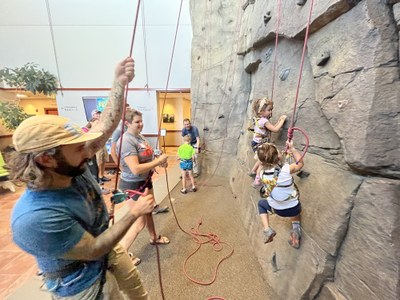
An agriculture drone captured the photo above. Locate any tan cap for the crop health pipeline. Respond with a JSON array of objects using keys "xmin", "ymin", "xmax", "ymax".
[{"xmin": 13, "ymin": 115, "xmax": 103, "ymax": 153}]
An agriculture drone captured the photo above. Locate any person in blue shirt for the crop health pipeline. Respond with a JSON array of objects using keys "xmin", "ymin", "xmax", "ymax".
[
  {"xmin": 181, "ymin": 118, "xmax": 200, "ymax": 177},
  {"xmin": 9, "ymin": 57, "xmax": 153, "ymax": 299}
]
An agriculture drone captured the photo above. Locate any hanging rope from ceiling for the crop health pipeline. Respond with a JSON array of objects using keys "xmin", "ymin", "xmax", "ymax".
[
  {"xmin": 141, "ymin": 0, "xmax": 150, "ymax": 91},
  {"xmin": 270, "ymin": 0, "xmax": 283, "ymax": 103},
  {"xmin": 284, "ymin": 0, "xmax": 314, "ymax": 161},
  {"xmin": 45, "ymin": 0, "xmax": 64, "ymax": 95}
]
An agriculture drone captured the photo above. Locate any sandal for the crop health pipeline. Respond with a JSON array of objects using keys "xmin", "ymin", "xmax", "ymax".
[
  {"xmin": 288, "ymin": 228, "xmax": 301, "ymax": 249},
  {"xmin": 150, "ymin": 235, "xmax": 170, "ymax": 245},
  {"xmin": 263, "ymin": 227, "xmax": 276, "ymax": 244},
  {"xmin": 152, "ymin": 205, "xmax": 169, "ymax": 215},
  {"xmin": 128, "ymin": 252, "xmax": 142, "ymax": 266}
]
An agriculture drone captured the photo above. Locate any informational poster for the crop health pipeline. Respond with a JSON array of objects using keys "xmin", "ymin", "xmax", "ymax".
[{"xmin": 96, "ymin": 97, "xmax": 108, "ymax": 112}]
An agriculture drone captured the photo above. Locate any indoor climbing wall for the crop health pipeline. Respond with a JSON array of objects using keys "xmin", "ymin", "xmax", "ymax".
[{"xmin": 189, "ymin": 0, "xmax": 400, "ymax": 299}]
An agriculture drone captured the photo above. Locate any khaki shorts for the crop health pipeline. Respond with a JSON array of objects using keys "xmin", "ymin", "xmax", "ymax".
[
  {"xmin": 52, "ymin": 244, "xmax": 148, "ymax": 300},
  {"xmin": 96, "ymin": 146, "xmax": 109, "ymax": 165}
]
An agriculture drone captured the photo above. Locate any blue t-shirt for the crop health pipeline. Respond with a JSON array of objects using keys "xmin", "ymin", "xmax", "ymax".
[
  {"xmin": 11, "ymin": 169, "xmax": 109, "ymax": 297},
  {"xmin": 182, "ymin": 126, "xmax": 200, "ymax": 146}
]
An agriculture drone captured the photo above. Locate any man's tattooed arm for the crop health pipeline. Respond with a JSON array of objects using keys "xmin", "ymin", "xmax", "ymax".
[{"xmin": 86, "ymin": 57, "xmax": 135, "ymax": 156}]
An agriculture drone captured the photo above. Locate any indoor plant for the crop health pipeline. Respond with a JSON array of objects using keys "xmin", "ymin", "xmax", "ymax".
[{"xmin": 0, "ymin": 63, "xmax": 58, "ymax": 130}]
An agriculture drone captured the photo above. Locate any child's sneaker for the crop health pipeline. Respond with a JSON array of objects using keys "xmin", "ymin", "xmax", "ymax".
[
  {"xmin": 288, "ymin": 228, "xmax": 301, "ymax": 249},
  {"xmin": 251, "ymin": 176, "xmax": 261, "ymax": 188},
  {"xmin": 180, "ymin": 188, "xmax": 187, "ymax": 194},
  {"xmin": 248, "ymin": 171, "xmax": 257, "ymax": 178},
  {"xmin": 263, "ymin": 227, "xmax": 276, "ymax": 243},
  {"xmin": 191, "ymin": 186, "xmax": 197, "ymax": 192}
]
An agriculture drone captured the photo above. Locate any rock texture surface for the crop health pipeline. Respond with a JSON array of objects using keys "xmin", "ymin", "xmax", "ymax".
[{"xmin": 190, "ymin": 0, "xmax": 400, "ymax": 299}]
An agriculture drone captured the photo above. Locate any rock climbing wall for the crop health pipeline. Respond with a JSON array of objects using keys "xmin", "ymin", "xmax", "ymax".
[{"xmin": 190, "ymin": 0, "xmax": 400, "ymax": 299}]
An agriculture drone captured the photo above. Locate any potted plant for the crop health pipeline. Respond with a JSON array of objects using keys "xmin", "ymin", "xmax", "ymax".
[
  {"xmin": 0, "ymin": 63, "xmax": 58, "ymax": 130},
  {"xmin": 0, "ymin": 101, "xmax": 30, "ymax": 130},
  {"xmin": 0, "ymin": 63, "xmax": 58, "ymax": 96}
]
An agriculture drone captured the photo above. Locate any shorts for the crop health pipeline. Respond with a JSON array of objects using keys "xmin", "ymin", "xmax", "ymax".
[
  {"xmin": 251, "ymin": 137, "xmax": 271, "ymax": 152},
  {"xmin": 180, "ymin": 159, "xmax": 193, "ymax": 171},
  {"xmin": 96, "ymin": 146, "xmax": 109, "ymax": 165},
  {"xmin": 258, "ymin": 200, "xmax": 302, "ymax": 217},
  {"xmin": 118, "ymin": 179, "xmax": 153, "ymax": 200},
  {"xmin": 251, "ymin": 141, "xmax": 261, "ymax": 152}
]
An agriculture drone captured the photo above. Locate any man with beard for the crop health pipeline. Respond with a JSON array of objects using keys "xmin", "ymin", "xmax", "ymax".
[{"xmin": 9, "ymin": 57, "xmax": 152, "ymax": 299}]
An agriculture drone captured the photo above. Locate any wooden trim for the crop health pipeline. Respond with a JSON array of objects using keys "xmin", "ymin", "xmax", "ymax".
[
  {"xmin": 142, "ymin": 134, "xmax": 159, "ymax": 137},
  {"xmin": 0, "ymin": 87, "xmax": 190, "ymax": 92},
  {"xmin": 164, "ymin": 130, "xmax": 182, "ymax": 133},
  {"xmin": 0, "ymin": 133, "xmax": 160, "ymax": 139},
  {"xmin": 0, "ymin": 134, "xmax": 13, "ymax": 139}
]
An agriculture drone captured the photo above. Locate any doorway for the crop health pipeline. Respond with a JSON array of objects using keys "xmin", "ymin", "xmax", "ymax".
[
  {"xmin": 44, "ymin": 108, "xmax": 58, "ymax": 115},
  {"xmin": 157, "ymin": 91, "xmax": 191, "ymax": 149}
]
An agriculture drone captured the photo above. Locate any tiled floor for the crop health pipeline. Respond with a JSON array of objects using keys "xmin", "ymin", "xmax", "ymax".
[{"xmin": 0, "ymin": 147, "xmax": 178, "ymax": 300}]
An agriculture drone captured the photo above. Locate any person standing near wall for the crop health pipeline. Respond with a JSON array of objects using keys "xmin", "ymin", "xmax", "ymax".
[
  {"xmin": 90, "ymin": 110, "xmax": 112, "ymax": 184},
  {"xmin": 9, "ymin": 57, "xmax": 152, "ymax": 299},
  {"xmin": 110, "ymin": 104, "xmax": 130, "ymax": 167},
  {"xmin": 117, "ymin": 108, "xmax": 170, "ymax": 251},
  {"xmin": 181, "ymin": 118, "xmax": 200, "ymax": 177}
]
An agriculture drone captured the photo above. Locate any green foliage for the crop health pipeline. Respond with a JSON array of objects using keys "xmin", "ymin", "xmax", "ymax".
[
  {"xmin": 0, "ymin": 101, "xmax": 29, "ymax": 130},
  {"xmin": 0, "ymin": 63, "xmax": 58, "ymax": 96}
]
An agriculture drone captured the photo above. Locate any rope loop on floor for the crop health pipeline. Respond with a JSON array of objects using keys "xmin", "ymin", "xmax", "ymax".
[{"xmin": 182, "ymin": 219, "xmax": 234, "ymax": 286}]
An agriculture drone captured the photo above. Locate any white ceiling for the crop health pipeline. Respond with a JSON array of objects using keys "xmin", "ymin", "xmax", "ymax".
[{"xmin": 0, "ymin": 0, "xmax": 192, "ymax": 89}]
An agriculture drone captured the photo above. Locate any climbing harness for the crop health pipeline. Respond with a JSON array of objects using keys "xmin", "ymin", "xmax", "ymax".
[
  {"xmin": 259, "ymin": 166, "xmax": 282, "ymax": 198},
  {"xmin": 259, "ymin": 165, "xmax": 299, "ymax": 204}
]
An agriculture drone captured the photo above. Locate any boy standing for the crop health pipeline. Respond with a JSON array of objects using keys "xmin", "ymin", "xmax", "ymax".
[{"xmin": 178, "ymin": 134, "xmax": 197, "ymax": 194}]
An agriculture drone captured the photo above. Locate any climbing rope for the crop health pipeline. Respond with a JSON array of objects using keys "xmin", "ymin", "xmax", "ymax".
[
  {"xmin": 141, "ymin": 0, "xmax": 150, "ymax": 91},
  {"xmin": 45, "ymin": 0, "xmax": 64, "ymax": 95},
  {"xmin": 150, "ymin": 0, "xmax": 234, "ymax": 292},
  {"xmin": 284, "ymin": 0, "xmax": 314, "ymax": 162},
  {"xmin": 155, "ymin": 0, "xmax": 184, "ymax": 148},
  {"xmin": 183, "ymin": 219, "xmax": 234, "ymax": 286},
  {"xmin": 270, "ymin": 0, "xmax": 283, "ymax": 103},
  {"xmin": 109, "ymin": 1, "xmax": 241, "ymax": 299},
  {"xmin": 111, "ymin": 0, "xmax": 141, "ymax": 211},
  {"xmin": 107, "ymin": 1, "xmax": 170, "ymax": 299}
]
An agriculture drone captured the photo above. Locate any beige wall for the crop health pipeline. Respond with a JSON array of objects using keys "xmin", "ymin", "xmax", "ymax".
[
  {"xmin": 0, "ymin": 90, "xmax": 57, "ymax": 150},
  {"xmin": 157, "ymin": 92, "xmax": 191, "ymax": 147},
  {"xmin": 19, "ymin": 98, "xmax": 58, "ymax": 115}
]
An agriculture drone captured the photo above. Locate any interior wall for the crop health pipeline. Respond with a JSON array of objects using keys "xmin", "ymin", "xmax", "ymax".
[
  {"xmin": 0, "ymin": 0, "xmax": 193, "ymax": 89},
  {"xmin": 19, "ymin": 98, "xmax": 58, "ymax": 116},
  {"xmin": 157, "ymin": 92, "xmax": 191, "ymax": 147}
]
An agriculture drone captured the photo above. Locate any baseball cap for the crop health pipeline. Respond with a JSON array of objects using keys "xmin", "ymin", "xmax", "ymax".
[
  {"xmin": 13, "ymin": 115, "xmax": 103, "ymax": 153},
  {"xmin": 91, "ymin": 109, "xmax": 101, "ymax": 117}
]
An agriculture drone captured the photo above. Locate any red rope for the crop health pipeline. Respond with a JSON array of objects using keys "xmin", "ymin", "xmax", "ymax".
[
  {"xmin": 270, "ymin": 0, "xmax": 283, "ymax": 102},
  {"xmin": 109, "ymin": 1, "xmax": 233, "ymax": 298},
  {"xmin": 45, "ymin": 0, "xmax": 64, "ymax": 95},
  {"xmin": 113, "ymin": 0, "xmax": 142, "ymax": 196},
  {"xmin": 285, "ymin": 0, "xmax": 314, "ymax": 160},
  {"xmin": 288, "ymin": 0, "xmax": 314, "ymax": 131},
  {"xmin": 182, "ymin": 219, "xmax": 234, "ymax": 286},
  {"xmin": 155, "ymin": 0, "xmax": 184, "ymax": 149}
]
